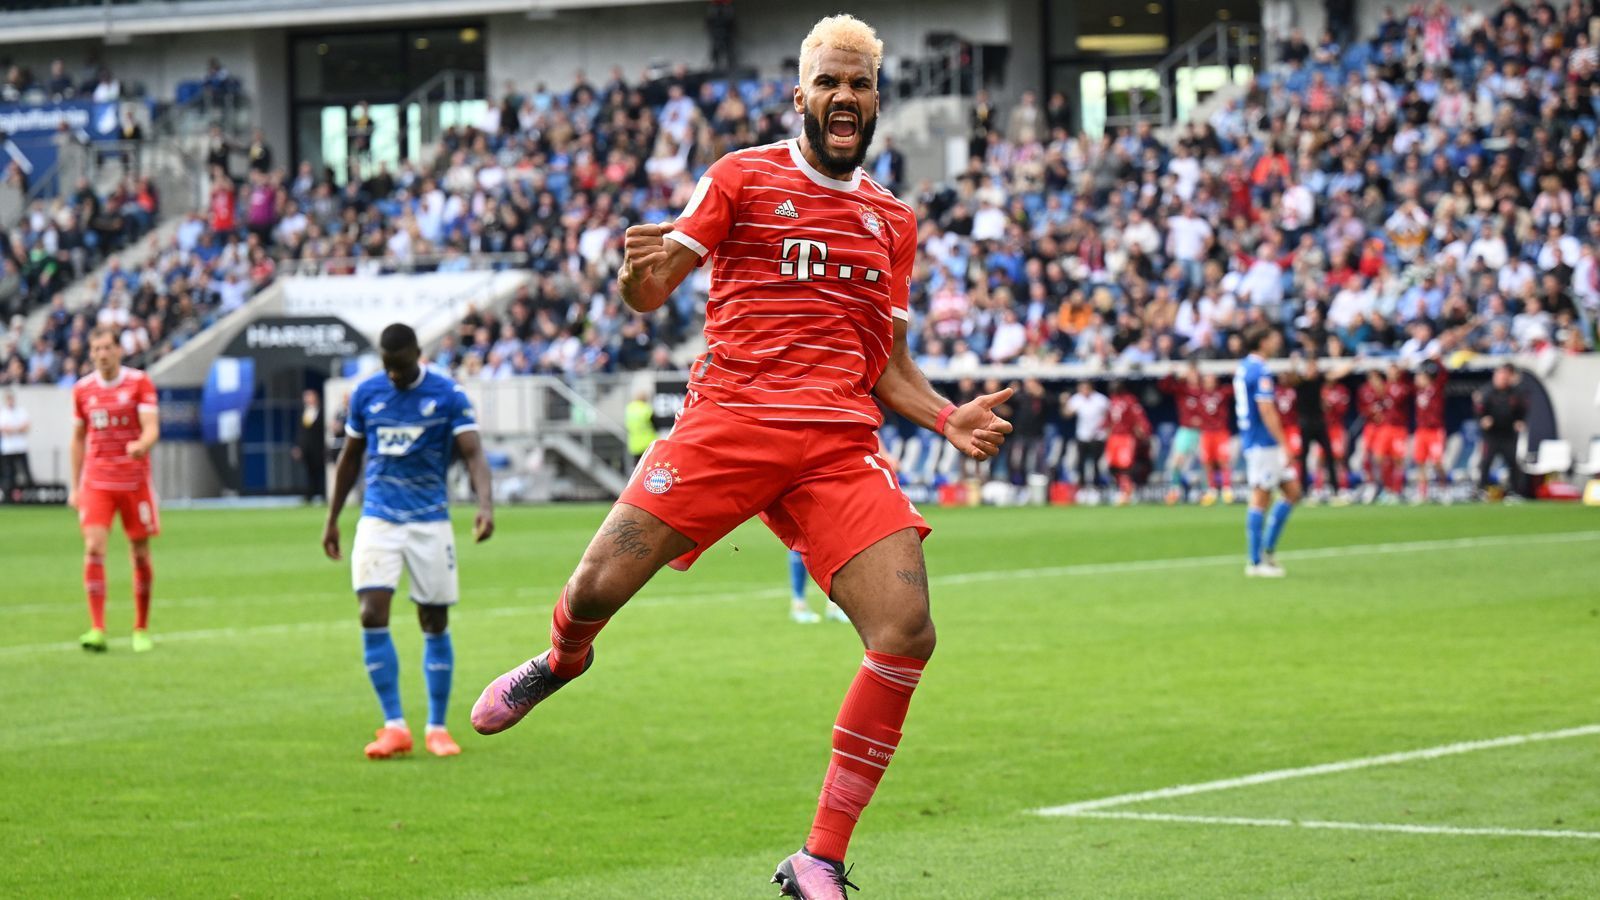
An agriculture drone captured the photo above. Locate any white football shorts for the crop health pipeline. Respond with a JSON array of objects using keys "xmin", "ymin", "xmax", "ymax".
[
  {"xmin": 351, "ymin": 516, "xmax": 459, "ymax": 606},
  {"xmin": 1243, "ymin": 445, "xmax": 1296, "ymax": 490}
]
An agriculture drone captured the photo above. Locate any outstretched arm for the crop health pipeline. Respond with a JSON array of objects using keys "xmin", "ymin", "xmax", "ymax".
[{"xmin": 873, "ymin": 319, "xmax": 1013, "ymax": 460}]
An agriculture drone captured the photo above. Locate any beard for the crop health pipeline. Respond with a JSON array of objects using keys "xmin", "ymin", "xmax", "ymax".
[{"xmin": 802, "ymin": 104, "xmax": 878, "ymax": 176}]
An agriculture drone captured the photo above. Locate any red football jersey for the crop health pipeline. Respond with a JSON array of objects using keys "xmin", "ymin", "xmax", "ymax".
[
  {"xmin": 73, "ymin": 366, "xmax": 157, "ymax": 491},
  {"xmin": 1381, "ymin": 378, "xmax": 1415, "ymax": 427},
  {"xmin": 1414, "ymin": 372, "xmax": 1447, "ymax": 429},
  {"xmin": 1107, "ymin": 393, "xmax": 1150, "ymax": 437},
  {"xmin": 1275, "ymin": 383, "xmax": 1299, "ymax": 422},
  {"xmin": 1357, "ymin": 382, "xmax": 1384, "ymax": 420},
  {"xmin": 1158, "ymin": 377, "xmax": 1205, "ymax": 429},
  {"xmin": 668, "ymin": 139, "xmax": 915, "ymax": 427},
  {"xmin": 1196, "ymin": 385, "xmax": 1233, "ymax": 432},
  {"xmin": 1322, "ymin": 381, "xmax": 1351, "ymax": 428}
]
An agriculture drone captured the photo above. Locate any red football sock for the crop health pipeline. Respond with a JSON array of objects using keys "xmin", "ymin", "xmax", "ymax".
[
  {"xmin": 806, "ymin": 650, "xmax": 925, "ymax": 862},
  {"xmin": 1387, "ymin": 459, "xmax": 1405, "ymax": 494},
  {"xmin": 133, "ymin": 556, "xmax": 152, "ymax": 631},
  {"xmin": 84, "ymin": 554, "xmax": 106, "ymax": 631},
  {"xmin": 549, "ymin": 588, "xmax": 608, "ymax": 679}
]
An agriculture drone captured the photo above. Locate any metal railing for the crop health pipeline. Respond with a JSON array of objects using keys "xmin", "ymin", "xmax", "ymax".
[
  {"xmin": 1101, "ymin": 22, "xmax": 1262, "ymax": 133},
  {"xmin": 398, "ymin": 69, "xmax": 487, "ymax": 165},
  {"xmin": 273, "ymin": 251, "xmax": 528, "ymax": 277}
]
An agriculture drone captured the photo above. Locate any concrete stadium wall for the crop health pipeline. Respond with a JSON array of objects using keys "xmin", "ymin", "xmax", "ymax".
[{"xmin": 486, "ymin": 1, "xmax": 1011, "ymax": 90}]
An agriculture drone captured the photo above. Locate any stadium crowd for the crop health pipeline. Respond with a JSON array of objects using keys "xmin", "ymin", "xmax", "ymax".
[{"xmin": 6, "ymin": 0, "xmax": 1600, "ymax": 393}]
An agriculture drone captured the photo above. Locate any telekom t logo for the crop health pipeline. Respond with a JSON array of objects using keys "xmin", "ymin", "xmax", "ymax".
[{"xmin": 780, "ymin": 238, "xmax": 829, "ymax": 280}]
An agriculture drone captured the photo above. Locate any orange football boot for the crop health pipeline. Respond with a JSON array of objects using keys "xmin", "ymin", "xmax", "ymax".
[
  {"xmin": 424, "ymin": 729, "xmax": 461, "ymax": 757},
  {"xmin": 364, "ymin": 726, "xmax": 413, "ymax": 760}
]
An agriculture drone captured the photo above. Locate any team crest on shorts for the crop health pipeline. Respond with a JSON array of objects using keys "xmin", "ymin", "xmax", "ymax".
[
  {"xmin": 859, "ymin": 206, "xmax": 883, "ymax": 237},
  {"xmin": 642, "ymin": 460, "xmax": 680, "ymax": 494}
]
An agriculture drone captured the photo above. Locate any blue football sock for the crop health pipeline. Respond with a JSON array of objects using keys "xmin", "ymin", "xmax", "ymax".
[
  {"xmin": 1246, "ymin": 508, "xmax": 1265, "ymax": 565},
  {"xmin": 423, "ymin": 631, "xmax": 453, "ymax": 728},
  {"xmin": 1265, "ymin": 500, "xmax": 1294, "ymax": 554},
  {"xmin": 788, "ymin": 550, "xmax": 808, "ymax": 602},
  {"xmin": 363, "ymin": 627, "xmax": 403, "ymax": 723}
]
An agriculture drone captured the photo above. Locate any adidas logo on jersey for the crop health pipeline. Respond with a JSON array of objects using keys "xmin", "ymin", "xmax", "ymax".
[{"xmin": 774, "ymin": 199, "xmax": 799, "ymax": 219}]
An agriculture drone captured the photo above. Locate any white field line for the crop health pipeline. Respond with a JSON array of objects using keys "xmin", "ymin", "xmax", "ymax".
[
  {"xmin": 1036, "ymin": 724, "xmax": 1600, "ymax": 816},
  {"xmin": 4, "ymin": 530, "xmax": 1596, "ymax": 659},
  {"xmin": 1060, "ymin": 810, "xmax": 1600, "ymax": 841}
]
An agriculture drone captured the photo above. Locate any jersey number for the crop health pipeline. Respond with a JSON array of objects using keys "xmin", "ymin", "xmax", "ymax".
[{"xmin": 863, "ymin": 455, "xmax": 898, "ymax": 491}]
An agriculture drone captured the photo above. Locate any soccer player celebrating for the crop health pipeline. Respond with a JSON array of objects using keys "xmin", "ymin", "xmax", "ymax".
[
  {"xmin": 1105, "ymin": 380, "xmax": 1151, "ymax": 505},
  {"xmin": 1234, "ymin": 328, "xmax": 1301, "ymax": 577},
  {"xmin": 1375, "ymin": 361, "xmax": 1415, "ymax": 501},
  {"xmin": 1412, "ymin": 365, "xmax": 1449, "ymax": 502},
  {"xmin": 1321, "ymin": 365, "xmax": 1354, "ymax": 496},
  {"xmin": 1195, "ymin": 372, "xmax": 1234, "ymax": 505},
  {"xmin": 1157, "ymin": 364, "xmax": 1205, "ymax": 503},
  {"xmin": 70, "ymin": 326, "xmax": 160, "ymax": 652},
  {"xmin": 469, "ymin": 15, "xmax": 1013, "ymax": 898},
  {"xmin": 1356, "ymin": 369, "xmax": 1387, "ymax": 499},
  {"xmin": 322, "ymin": 324, "xmax": 495, "ymax": 760}
]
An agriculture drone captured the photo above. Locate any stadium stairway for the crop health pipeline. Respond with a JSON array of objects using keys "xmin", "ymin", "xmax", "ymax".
[{"xmin": 878, "ymin": 95, "xmax": 971, "ymax": 189}]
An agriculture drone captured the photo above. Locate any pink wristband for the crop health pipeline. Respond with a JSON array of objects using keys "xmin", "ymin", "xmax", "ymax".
[{"xmin": 934, "ymin": 402, "xmax": 958, "ymax": 436}]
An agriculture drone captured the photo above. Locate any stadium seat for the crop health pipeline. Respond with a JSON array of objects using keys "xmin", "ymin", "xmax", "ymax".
[
  {"xmin": 1573, "ymin": 438, "xmax": 1600, "ymax": 477},
  {"xmin": 1524, "ymin": 440, "xmax": 1573, "ymax": 477}
]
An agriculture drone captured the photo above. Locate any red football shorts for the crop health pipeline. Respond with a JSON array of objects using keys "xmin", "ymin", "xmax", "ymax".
[
  {"xmin": 1326, "ymin": 423, "xmax": 1348, "ymax": 459},
  {"xmin": 1105, "ymin": 434, "xmax": 1136, "ymax": 470},
  {"xmin": 1199, "ymin": 429, "xmax": 1231, "ymax": 466},
  {"xmin": 1372, "ymin": 424, "xmax": 1407, "ymax": 458},
  {"xmin": 78, "ymin": 481, "xmax": 160, "ymax": 540},
  {"xmin": 1412, "ymin": 427, "xmax": 1445, "ymax": 464},
  {"xmin": 617, "ymin": 395, "xmax": 929, "ymax": 595},
  {"xmin": 1282, "ymin": 426, "xmax": 1303, "ymax": 458}
]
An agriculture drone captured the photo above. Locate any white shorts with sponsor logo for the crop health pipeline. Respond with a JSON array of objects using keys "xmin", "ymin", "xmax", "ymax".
[
  {"xmin": 1243, "ymin": 445, "xmax": 1295, "ymax": 490},
  {"xmin": 351, "ymin": 516, "xmax": 459, "ymax": 606}
]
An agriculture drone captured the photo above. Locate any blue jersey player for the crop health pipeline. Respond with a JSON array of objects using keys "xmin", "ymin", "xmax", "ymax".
[
  {"xmin": 1233, "ymin": 328, "xmax": 1301, "ymax": 577},
  {"xmin": 323, "ymin": 323, "xmax": 495, "ymax": 759}
]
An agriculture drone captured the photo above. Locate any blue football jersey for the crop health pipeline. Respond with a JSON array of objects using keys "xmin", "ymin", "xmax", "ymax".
[
  {"xmin": 1233, "ymin": 354, "xmax": 1277, "ymax": 450},
  {"xmin": 345, "ymin": 368, "xmax": 477, "ymax": 523}
]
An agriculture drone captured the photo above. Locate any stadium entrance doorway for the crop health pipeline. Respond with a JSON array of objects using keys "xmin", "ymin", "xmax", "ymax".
[
  {"xmin": 289, "ymin": 24, "xmax": 487, "ymax": 184},
  {"xmin": 202, "ymin": 317, "xmax": 372, "ymax": 497}
]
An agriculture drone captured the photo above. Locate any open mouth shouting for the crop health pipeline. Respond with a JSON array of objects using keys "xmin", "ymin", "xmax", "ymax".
[{"xmin": 826, "ymin": 109, "xmax": 860, "ymax": 152}]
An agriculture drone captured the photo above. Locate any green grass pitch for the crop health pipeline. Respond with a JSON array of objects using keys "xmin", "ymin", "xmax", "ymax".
[{"xmin": 1, "ymin": 501, "xmax": 1597, "ymax": 898}]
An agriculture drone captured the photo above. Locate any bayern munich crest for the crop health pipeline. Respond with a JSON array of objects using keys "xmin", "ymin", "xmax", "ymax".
[
  {"xmin": 859, "ymin": 206, "xmax": 883, "ymax": 237},
  {"xmin": 642, "ymin": 460, "xmax": 680, "ymax": 494}
]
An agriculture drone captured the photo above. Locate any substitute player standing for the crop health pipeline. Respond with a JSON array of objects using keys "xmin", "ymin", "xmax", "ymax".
[
  {"xmin": 70, "ymin": 326, "xmax": 160, "ymax": 652},
  {"xmin": 1195, "ymin": 372, "xmax": 1234, "ymax": 505},
  {"xmin": 469, "ymin": 15, "xmax": 1013, "ymax": 899},
  {"xmin": 1235, "ymin": 328, "xmax": 1300, "ymax": 577},
  {"xmin": 323, "ymin": 324, "xmax": 495, "ymax": 760},
  {"xmin": 1157, "ymin": 364, "xmax": 1205, "ymax": 503},
  {"xmin": 1412, "ymin": 365, "xmax": 1448, "ymax": 502}
]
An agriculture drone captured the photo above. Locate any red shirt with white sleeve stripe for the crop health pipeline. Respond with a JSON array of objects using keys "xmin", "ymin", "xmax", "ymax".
[
  {"xmin": 665, "ymin": 138, "xmax": 915, "ymax": 428},
  {"xmin": 72, "ymin": 366, "xmax": 157, "ymax": 491}
]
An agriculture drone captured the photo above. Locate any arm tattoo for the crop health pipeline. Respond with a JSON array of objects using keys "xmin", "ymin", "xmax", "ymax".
[
  {"xmin": 896, "ymin": 568, "xmax": 928, "ymax": 588},
  {"xmin": 605, "ymin": 519, "xmax": 654, "ymax": 560}
]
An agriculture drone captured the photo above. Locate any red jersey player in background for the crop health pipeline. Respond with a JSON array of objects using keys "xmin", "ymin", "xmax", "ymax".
[
  {"xmin": 70, "ymin": 326, "xmax": 160, "ymax": 652},
  {"xmin": 1105, "ymin": 380, "xmax": 1152, "ymax": 505},
  {"xmin": 1412, "ymin": 365, "xmax": 1449, "ymax": 501},
  {"xmin": 1156, "ymin": 364, "xmax": 1205, "ymax": 504},
  {"xmin": 468, "ymin": 16, "xmax": 1013, "ymax": 900},
  {"xmin": 1356, "ymin": 369, "xmax": 1387, "ymax": 496},
  {"xmin": 1322, "ymin": 367, "xmax": 1353, "ymax": 487},
  {"xmin": 1274, "ymin": 380, "xmax": 1303, "ymax": 484},
  {"xmin": 1374, "ymin": 362, "xmax": 1415, "ymax": 500},
  {"xmin": 1195, "ymin": 372, "xmax": 1234, "ymax": 504}
]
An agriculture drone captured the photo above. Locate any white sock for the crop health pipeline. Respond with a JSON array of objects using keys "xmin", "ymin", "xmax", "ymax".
[
  {"xmin": 426, "ymin": 724, "xmax": 448, "ymax": 735},
  {"xmin": 384, "ymin": 718, "xmax": 408, "ymax": 731}
]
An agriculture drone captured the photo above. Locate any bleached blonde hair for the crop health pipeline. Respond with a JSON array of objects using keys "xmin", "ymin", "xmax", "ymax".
[{"xmin": 798, "ymin": 14, "xmax": 884, "ymax": 85}]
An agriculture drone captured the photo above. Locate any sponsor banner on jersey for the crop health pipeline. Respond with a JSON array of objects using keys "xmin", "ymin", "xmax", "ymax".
[
  {"xmin": 280, "ymin": 272, "xmax": 527, "ymax": 344},
  {"xmin": 376, "ymin": 425, "xmax": 425, "ymax": 456}
]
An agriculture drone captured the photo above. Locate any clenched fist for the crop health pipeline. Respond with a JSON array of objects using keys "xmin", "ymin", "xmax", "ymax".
[{"xmin": 618, "ymin": 223, "xmax": 688, "ymax": 313}]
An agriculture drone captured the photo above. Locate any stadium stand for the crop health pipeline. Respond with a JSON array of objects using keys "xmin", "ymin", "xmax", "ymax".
[{"xmin": 4, "ymin": 1, "xmax": 1597, "ymax": 482}]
